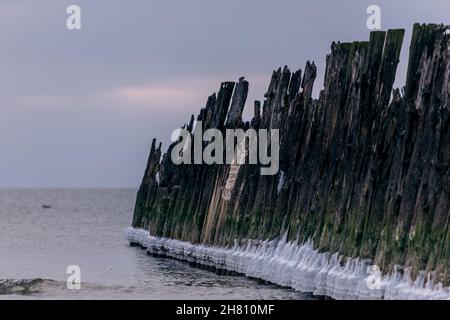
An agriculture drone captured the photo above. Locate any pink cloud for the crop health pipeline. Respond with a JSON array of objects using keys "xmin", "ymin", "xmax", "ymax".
[{"xmin": 112, "ymin": 84, "xmax": 204, "ymax": 107}]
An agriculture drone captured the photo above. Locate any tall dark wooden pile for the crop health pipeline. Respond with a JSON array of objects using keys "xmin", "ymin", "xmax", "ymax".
[{"xmin": 132, "ymin": 24, "xmax": 450, "ymax": 285}]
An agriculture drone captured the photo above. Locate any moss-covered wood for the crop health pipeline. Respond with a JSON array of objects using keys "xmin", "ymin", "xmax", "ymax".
[{"xmin": 132, "ymin": 24, "xmax": 450, "ymax": 285}]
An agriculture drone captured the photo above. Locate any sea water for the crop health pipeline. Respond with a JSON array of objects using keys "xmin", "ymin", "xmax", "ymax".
[{"xmin": 0, "ymin": 189, "xmax": 311, "ymax": 300}]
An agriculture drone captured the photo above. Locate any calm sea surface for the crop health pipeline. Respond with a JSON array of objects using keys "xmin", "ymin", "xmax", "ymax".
[{"xmin": 0, "ymin": 189, "xmax": 312, "ymax": 299}]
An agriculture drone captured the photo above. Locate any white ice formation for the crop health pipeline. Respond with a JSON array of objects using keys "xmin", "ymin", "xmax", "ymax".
[{"xmin": 125, "ymin": 227, "xmax": 450, "ymax": 300}]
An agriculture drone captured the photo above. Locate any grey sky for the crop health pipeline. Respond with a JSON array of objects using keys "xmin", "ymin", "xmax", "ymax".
[{"xmin": 1, "ymin": 0, "xmax": 448, "ymax": 187}]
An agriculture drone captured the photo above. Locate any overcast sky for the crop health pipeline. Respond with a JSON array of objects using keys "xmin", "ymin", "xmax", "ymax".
[{"xmin": 1, "ymin": 0, "xmax": 449, "ymax": 188}]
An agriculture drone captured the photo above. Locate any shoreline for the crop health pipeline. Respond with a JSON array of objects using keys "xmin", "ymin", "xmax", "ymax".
[{"xmin": 125, "ymin": 228, "xmax": 449, "ymax": 300}]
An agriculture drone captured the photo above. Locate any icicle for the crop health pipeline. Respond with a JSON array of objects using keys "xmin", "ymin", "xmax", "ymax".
[{"xmin": 125, "ymin": 228, "xmax": 450, "ymax": 300}]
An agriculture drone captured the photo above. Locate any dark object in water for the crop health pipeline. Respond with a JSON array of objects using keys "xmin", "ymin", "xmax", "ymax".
[{"xmin": 42, "ymin": 205, "xmax": 52, "ymax": 209}]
